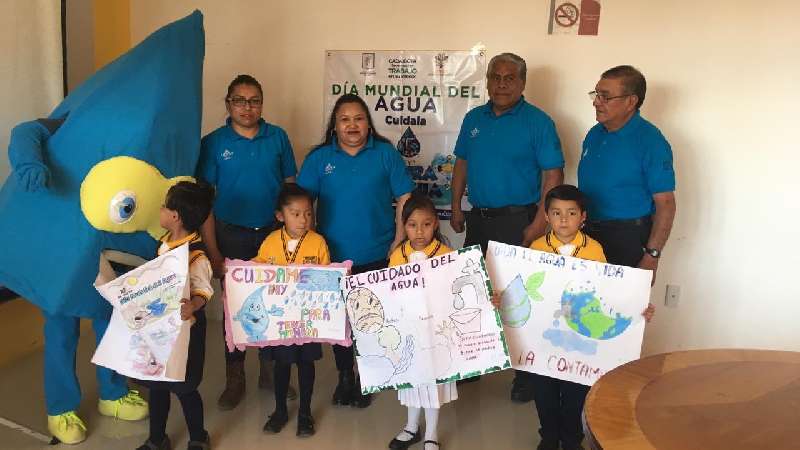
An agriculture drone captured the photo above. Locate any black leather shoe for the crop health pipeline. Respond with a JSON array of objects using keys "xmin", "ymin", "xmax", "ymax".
[
  {"xmin": 262, "ymin": 411, "xmax": 288, "ymax": 434},
  {"xmin": 350, "ymin": 375, "xmax": 372, "ymax": 408},
  {"xmin": 296, "ymin": 413, "xmax": 315, "ymax": 437},
  {"xmin": 332, "ymin": 370, "xmax": 354, "ymax": 406},
  {"xmin": 388, "ymin": 429, "xmax": 421, "ymax": 449}
]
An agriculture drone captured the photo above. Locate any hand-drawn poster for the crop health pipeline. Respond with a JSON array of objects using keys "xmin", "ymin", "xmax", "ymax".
[
  {"xmin": 486, "ymin": 241, "xmax": 651, "ymax": 386},
  {"xmin": 224, "ymin": 261, "xmax": 351, "ymax": 352},
  {"xmin": 92, "ymin": 244, "xmax": 191, "ymax": 382},
  {"xmin": 344, "ymin": 246, "xmax": 510, "ymax": 393}
]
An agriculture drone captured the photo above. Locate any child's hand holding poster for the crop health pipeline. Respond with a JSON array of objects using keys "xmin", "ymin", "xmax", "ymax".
[
  {"xmin": 92, "ymin": 244, "xmax": 191, "ymax": 381},
  {"xmin": 223, "ymin": 261, "xmax": 351, "ymax": 352},
  {"xmin": 485, "ymin": 241, "xmax": 652, "ymax": 386},
  {"xmin": 344, "ymin": 246, "xmax": 511, "ymax": 393}
]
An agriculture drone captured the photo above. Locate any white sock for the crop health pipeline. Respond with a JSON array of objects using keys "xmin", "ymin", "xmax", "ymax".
[
  {"xmin": 424, "ymin": 407, "xmax": 440, "ymax": 447},
  {"xmin": 395, "ymin": 407, "xmax": 421, "ymax": 441}
]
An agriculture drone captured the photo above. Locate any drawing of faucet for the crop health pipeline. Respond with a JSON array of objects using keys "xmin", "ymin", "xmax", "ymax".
[{"xmin": 451, "ymin": 259, "xmax": 488, "ymax": 309}]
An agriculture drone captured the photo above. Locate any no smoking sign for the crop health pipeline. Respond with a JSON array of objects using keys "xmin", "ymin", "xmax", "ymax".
[{"xmin": 549, "ymin": 0, "xmax": 601, "ymax": 36}]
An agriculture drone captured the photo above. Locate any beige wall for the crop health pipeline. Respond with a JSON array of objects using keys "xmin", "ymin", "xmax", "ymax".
[
  {"xmin": 131, "ymin": 0, "xmax": 800, "ymax": 354},
  {"xmin": 0, "ymin": 0, "xmax": 62, "ymax": 182}
]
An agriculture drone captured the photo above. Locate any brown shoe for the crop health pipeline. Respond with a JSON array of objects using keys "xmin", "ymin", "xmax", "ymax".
[{"xmin": 217, "ymin": 360, "xmax": 245, "ymax": 410}]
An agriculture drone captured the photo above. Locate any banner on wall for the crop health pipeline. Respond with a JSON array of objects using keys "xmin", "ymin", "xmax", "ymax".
[
  {"xmin": 223, "ymin": 261, "xmax": 352, "ymax": 351},
  {"xmin": 323, "ymin": 50, "xmax": 487, "ymax": 219},
  {"xmin": 485, "ymin": 241, "xmax": 651, "ymax": 386},
  {"xmin": 92, "ymin": 245, "xmax": 191, "ymax": 382},
  {"xmin": 343, "ymin": 246, "xmax": 511, "ymax": 393}
]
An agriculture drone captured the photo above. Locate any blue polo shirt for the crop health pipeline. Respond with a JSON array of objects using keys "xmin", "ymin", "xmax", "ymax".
[
  {"xmin": 453, "ymin": 97, "xmax": 564, "ymax": 208},
  {"xmin": 197, "ymin": 118, "xmax": 297, "ymax": 228},
  {"xmin": 578, "ymin": 111, "xmax": 675, "ymax": 221},
  {"xmin": 297, "ymin": 136, "xmax": 415, "ymax": 265}
]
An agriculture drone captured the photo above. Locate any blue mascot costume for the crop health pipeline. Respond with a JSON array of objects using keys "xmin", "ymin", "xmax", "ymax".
[{"xmin": 0, "ymin": 11, "xmax": 204, "ymax": 444}]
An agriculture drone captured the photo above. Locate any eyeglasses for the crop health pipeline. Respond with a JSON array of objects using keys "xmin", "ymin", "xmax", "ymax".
[
  {"xmin": 227, "ymin": 96, "xmax": 263, "ymax": 108},
  {"xmin": 588, "ymin": 91, "xmax": 630, "ymax": 103}
]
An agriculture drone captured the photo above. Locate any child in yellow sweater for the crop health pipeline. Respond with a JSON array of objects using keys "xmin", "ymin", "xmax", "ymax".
[
  {"xmin": 254, "ymin": 183, "xmax": 330, "ymax": 438},
  {"xmin": 387, "ymin": 193, "xmax": 455, "ymax": 450},
  {"xmin": 528, "ymin": 184, "xmax": 654, "ymax": 450}
]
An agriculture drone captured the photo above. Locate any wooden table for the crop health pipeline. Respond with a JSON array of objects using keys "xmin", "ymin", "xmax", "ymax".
[{"xmin": 584, "ymin": 349, "xmax": 800, "ymax": 450}]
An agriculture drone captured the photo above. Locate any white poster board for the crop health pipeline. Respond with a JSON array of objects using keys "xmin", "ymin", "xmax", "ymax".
[
  {"xmin": 93, "ymin": 245, "xmax": 191, "ymax": 382},
  {"xmin": 486, "ymin": 241, "xmax": 651, "ymax": 386},
  {"xmin": 344, "ymin": 246, "xmax": 510, "ymax": 393},
  {"xmin": 224, "ymin": 261, "xmax": 351, "ymax": 351}
]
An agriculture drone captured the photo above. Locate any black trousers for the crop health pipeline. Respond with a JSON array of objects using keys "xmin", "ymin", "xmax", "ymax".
[
  {"xmin": 465, "ymin": 205, "xmax": 537, "ymax": 385},
  {"xmin": 584, "ymin": 217, "xmax": 653, "ymax": 267},
  {"xmin": 145, "ymin": 310, "xmax": 207, "ymax": 443},
  {"xmin": 531, "ymin": 373, "xmax": 590, "ymax": 449},
  {"xmin": 274, "ymin": 360, "xmax": 315, "ymax": 416},
  {"xmin": 333, "ymin": 259, "xmax": 388, "ymax": 372},
  {"xmin": 215, "ymin": 219, "xmax": 271, "ymax": 363}
]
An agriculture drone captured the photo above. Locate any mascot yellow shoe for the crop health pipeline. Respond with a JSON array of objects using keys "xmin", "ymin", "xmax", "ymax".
[
  {"xmin": 98, "ymin": 390, "xmax": 148, "ymax": 421},
  {"xmin": 47, "ymin": 412, "xmax": 87, "ymax": 445}
]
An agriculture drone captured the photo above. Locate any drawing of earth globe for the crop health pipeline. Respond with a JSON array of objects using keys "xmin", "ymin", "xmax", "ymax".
[
  {"xmin": 499, "ymin": 274, "xmax": 531, "ymax": 328},
  {"xmin": 561, "ymin": 280, "xmax": 631, "ymax": 340}
]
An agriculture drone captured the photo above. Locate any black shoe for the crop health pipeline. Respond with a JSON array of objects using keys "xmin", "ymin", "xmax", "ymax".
[
  {"xmin": 332, "ymin": 370, "xmax": 354, "ymax": 406},
  {"xmin": 536, "ymin": 440, "xmax": 558, "ymax": 450},
  {"xmin": 136, "ymin": 436, "xmax": 172, "ymax": 450},
  {"xmin": 388, "ymin": 429, "xmax": 421, "ymax": 449},
  {"xmin": 296, "ymin": 413, "xmax": 315, "ymax": 437},
  {"xmin": 187, "ymin": 432, "xmax": 210, "ymax": 450},
  {"xmin": 262, "ymin": 411, "xmax": 288, "ymax": 434},
  {"xmin": 510, "ymin": 377, "xmax": 533, "ymax": 403},
  {"xmin": 350, "ymin": 375, "xmax": 372, "ymax": 408}
]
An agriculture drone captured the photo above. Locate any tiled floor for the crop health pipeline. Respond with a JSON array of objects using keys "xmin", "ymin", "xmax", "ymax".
[{"xmin": 0, "ymin": 320, "xmax": 547, "ymax": 449}]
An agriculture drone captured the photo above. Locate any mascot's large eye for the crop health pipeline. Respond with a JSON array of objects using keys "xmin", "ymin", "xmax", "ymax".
[{"xmin": 109, "ymin": 190, "xmax": 137, "ymax": 224}]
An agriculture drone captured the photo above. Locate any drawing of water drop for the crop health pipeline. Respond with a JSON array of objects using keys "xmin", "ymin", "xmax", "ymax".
[{"xmin": 396, "ymin": 127, "xmax": 421, "ymax": 157}]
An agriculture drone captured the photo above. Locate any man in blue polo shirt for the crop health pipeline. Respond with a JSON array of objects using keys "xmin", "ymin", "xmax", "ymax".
[
  {"xmin": 450, "ymin": 52, "xmax": 564, "ymax": 403},
  {"xmin": 579, "ymin": 65, "xmax": 676, "ymax": 275},
  {"xmin": 197, "ymin": 74, "xmax": 298, "ymax": 411}
]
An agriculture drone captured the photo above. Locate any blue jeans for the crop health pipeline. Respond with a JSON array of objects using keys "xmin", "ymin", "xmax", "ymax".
[{"xmin": 43, "ymin": 312, "xmax": 128, "ymax": 415}]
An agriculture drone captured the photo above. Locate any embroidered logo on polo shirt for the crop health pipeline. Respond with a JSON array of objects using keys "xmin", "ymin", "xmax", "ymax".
[
  {"xmin": 221, "ymin": 149, "xmax": 234, "ymax": 160},
  {"xmin": 324, "ymin": 163, "xmax": 335, "ymax": 175},
  {"xmin": 470, "ymin": 127, "xmax": 480, "ymax": 138},
  {"xmin": 303, "ymin": 256, "xmax": 319, "ymax": 264}
]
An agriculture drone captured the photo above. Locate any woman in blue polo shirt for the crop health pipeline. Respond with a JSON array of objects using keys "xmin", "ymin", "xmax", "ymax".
[
  {"xmin": 197, "ymin": 74, "xmax": 298, "ymax": 411},
  {"xmin": 297, "ymin": 93, "xmax": 414, "ymax": 408}
]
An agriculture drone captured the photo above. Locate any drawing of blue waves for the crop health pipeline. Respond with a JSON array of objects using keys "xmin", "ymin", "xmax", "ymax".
[{"xmin": 297, "ymin": 269, "xmax": 341, "ymax": 291}]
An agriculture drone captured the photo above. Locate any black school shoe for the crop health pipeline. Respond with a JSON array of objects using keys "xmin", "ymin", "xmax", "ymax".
[
  {"xmin": 262, "ymin": 411, "xmax": 289, "ymax": 434},
  {"xmin": 332, "ymin": 370, "xmax": 354, "ymax": 406},
  {"xmin": 350, "ymin": 375, "xmax": 373, "ymax": 408},
  {"xmin": 389, "ymin": 429, "xmax": 421, "ymax": 449},
  {"xmin": 135, "ymin": 436, "xmax": 172, "ymax": 450},
  {"xmin": 296, "ymin": 413, "xmax": 315, "ymax": 437},
  {"xmin": 186, "ymin": 432, "xmax": 211, "ymax": 450}
]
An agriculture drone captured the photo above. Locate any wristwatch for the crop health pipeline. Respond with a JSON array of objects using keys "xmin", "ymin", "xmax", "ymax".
[{"xmin": 644, "ymin": 247, "xmax": 661, "ymax": 258}]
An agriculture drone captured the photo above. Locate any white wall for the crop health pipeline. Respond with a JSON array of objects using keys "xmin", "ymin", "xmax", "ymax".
[
  {"xmin": 0, "ymin": 0, "xmax": 63, "ymax": 182},
  {"xmin": 131, "ymin": 0, "xmax": 800, "ymax": 354}
]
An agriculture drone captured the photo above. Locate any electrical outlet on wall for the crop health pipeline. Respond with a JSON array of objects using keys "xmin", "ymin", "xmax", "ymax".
[{"xmin": 665, "ymin": 284, "xmax": 680, "ymax": 307}]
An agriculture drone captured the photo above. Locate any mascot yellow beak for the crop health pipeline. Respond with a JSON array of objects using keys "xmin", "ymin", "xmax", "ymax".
[{"xmin": 80, "ymin": 156, "xmax": 193, "ymax": 239}]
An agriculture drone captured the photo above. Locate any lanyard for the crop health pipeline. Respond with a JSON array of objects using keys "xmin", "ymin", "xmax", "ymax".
[
  {"xmin": 401, "ymin": 239, "xmax": 442, "ymax": 263},
  {"xmin": 280, "ymin": 228, "xmax": 308, "ymax": 264}
]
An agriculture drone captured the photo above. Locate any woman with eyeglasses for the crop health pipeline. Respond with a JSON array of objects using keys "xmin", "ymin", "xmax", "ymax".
[{"xmin": 196, "ymin": 74, "xmax": 298, "ymax": 411}]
